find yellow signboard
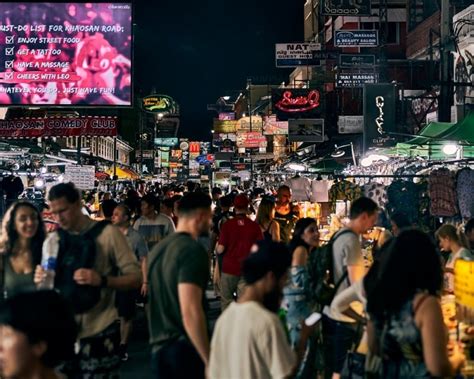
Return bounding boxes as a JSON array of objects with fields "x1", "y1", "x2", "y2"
[
  {"x1": 213, "y1": 120, "x2": 237, "y2": 133},
  {"x1": 454, "y1": 259, "x2": 474, "y2": 308}
]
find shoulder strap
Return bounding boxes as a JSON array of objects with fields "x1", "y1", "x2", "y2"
[
  {"x1": 413, "y1": 293, "x2": 431, "y2": 315},
  {"x1": 330, "y1": 228, "x2": 356, "y2": 243},
  {"x1": 85, "y1": 220, "x2": 110, "y2": 239}
]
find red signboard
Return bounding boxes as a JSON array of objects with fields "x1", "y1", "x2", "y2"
[
  {"x1": 0, "y1": 116, "x2": 118, "y2": 138},
  {"x1": 272, "y1": 88, "x2": 322, "y2": 120}
]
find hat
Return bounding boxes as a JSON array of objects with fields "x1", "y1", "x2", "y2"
[
  {"x1": 242, "y1": 241, "x2": 291, "y2": 285},
  {"x1": 233, "y1": 194, "x2": 249, "y2": 209}
]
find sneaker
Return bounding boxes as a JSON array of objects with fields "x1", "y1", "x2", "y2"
[{"x1": 119, "y1": 344, "x2": 129, "y2": 362}]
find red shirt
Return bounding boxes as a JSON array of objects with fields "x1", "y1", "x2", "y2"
[{"x1": 218, "y1": 215, "x2": 264, "y2": 276}]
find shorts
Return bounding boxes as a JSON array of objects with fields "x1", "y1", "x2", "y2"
[
  {"x1": 61, "y1": 322, "x2": 121, "y2": 379},
  {"x1": 322, "y1": 314, "x2": 358, "y2": 377},
  {"x1": 115, "y1": 289, "x2": 139, "y2": 321}
]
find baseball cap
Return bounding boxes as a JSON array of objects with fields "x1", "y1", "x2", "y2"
[
  {"x1": 242, "y1": 241, "x2": 291, "y2": 285},
  {"x1": 233, "y1": 193, "x2": 249, "y2": 209}
]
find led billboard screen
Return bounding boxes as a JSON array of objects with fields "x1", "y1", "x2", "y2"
[{"x1": 0, "y1": 2, "x2": 132, "y2": 106}]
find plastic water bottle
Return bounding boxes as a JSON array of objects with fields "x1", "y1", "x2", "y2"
[{"x1": 37, "y1": 233, "x2": 59, "y2": 290}]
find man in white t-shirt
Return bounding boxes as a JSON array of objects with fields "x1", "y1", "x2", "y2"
[{"x1": 209, "y1": 241, "x2": 296, "y2": 379}]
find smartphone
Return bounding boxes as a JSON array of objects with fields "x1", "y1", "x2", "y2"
[{"x1": 305, "y1": 312, "x2": 322, "y2": 326}]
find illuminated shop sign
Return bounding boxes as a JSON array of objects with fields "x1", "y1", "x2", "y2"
[
  {"x1": 142, "y1": 94, "x2": 178, "y2": 114},
  {"x1": 272, "y1": 89, "x2": 322, "y2": 120}
]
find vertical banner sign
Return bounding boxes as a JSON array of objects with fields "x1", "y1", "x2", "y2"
[
  {"x1": 322, "y1": 0, "x2": 371, "y2": 16},
  {"x1": 363, "y1": 84, "x2": 397, "y2": 151},
  {"x1": 179, "y1": 139, "x2": 189, "y2": 180}
]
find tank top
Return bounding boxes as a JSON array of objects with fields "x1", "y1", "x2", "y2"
[
  {"x1": 274, "y1": 207, "x2": 298, "y2": 244},
  {"x1": 2, "y1": 256, "x2": 35, "y2": 298},
  {"x1": 262, "y1": 221, "x2": 274, "y2": 242}
]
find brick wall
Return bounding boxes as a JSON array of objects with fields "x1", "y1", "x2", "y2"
[{"x1": 406, "y1": 10, "x2": 440, "y2": 58}]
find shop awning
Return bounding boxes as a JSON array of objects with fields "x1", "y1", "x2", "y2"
[
  {"x1": 106, "y1": 167, "x2": 140, "y2": 179},
  {"x1": 403, "y1": 121, "x2": 455, "y2": 146}
]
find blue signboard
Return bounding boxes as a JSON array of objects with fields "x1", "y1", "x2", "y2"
[{"x1": 334, "y1": 30, "x2": 378, "y2": 47}]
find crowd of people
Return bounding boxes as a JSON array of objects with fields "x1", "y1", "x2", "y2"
[{"x1": 0, "y1": 179, "x2": 473, "y2": 379}]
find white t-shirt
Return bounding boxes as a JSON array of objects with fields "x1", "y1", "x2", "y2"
[
  {"x1": 209, "y1": 301, "x2": 296, "y2": 379},
  {"x1": 133, "y1": 213, "x2": 176, "y2": 250}
]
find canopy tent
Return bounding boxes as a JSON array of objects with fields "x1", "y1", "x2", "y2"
[
  {"x1": 309, "y1": 159, "x2": 345, "y2": 173},
  {"x1": 105, "y1": 166, "x2": 139, "y2": 179},
  {"x1": 396, "y1": 113, "x2": 474, "y2": 159}
]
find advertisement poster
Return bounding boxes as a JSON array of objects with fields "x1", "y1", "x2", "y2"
[
  {"x1": 272, "y1": 88, "x2": 322, "y2": 121},
  {"x1": 0, "y1": 3, "x2": 132, "y2": 106},
  {"x1": 288, "y1": 119, "x2": 324, "y2": 142},
  {"x1": 322, "y1": 0, "x2": 371, "y2": 16},
  {"x1": 179, "y1": 138, "x2": 189, "y2": 179},
  {"x1": 0, "y1": 116, "x2": 117, "y2": 137},
  {"x1": 334, "y1": 30, "x2": 378, "y2": 47},
  {"x1": 363, "y1": 84, "x2": 397, "y2": 151},
  {"x1": 275, "y1": 43, "x2": 321, "y2": 67},
  {"x1": 263, "y1": 115, "x2": 288, "y2": 135}
]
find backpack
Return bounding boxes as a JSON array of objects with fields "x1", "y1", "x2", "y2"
[
  {"x1": 307, "y1": 229, "x2": 356, "y2": 307},
  {"x1": 55, "y1": 220, "x2": 110, "y2": 314}
]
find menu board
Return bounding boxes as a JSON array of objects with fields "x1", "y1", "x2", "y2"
[
  {"x1": 0, "y1": 3, "x2": 132, "y2": 106},
  {"x1": 65, "y1": 165, "x2": 95, "y2": 190}
]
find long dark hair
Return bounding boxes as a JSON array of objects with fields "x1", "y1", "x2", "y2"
[
  {"x1": 366, "y1": 229, "x2": 443, "y2": 319},
  {"x1": 0, "y1": 201, "x2": 45, "y2": 266},
  {"x1": 289, "y1": 217, "x2": 317, "y2": 254}
]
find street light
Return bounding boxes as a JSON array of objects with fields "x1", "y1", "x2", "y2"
[
  {"x1": 442, "y1": 143, "x2": 458, "y2": 155},
  {"x1": 331, "y1": 142, "x2": 357, "y2": 166}
]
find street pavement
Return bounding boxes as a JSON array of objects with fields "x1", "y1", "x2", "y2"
[{"x1": 120, "y1": 290, "x2": 221, "y2": 378}]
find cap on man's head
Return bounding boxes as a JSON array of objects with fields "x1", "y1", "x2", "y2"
[
  {"x1": 233, "y1": 194, "x2": 249, "y2": 210},
  {"x1": 242, "y1": 241, "x2": 291, "y2": 285}
]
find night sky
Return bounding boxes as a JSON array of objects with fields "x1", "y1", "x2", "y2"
[{"x1": 133, "y1": 0, "x2": 306, "y2": 140}]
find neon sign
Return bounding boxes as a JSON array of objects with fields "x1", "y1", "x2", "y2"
[
  {"x1": 274, "y1": 90, "x2": 320, "y2": 113},
  {"x1": 375, "y1": 96, "x2": 385, "y2": 135}
]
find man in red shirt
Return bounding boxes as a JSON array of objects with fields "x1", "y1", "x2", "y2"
[{"x1": 216, "y1": 194, "x2": 264, "y2": 311}]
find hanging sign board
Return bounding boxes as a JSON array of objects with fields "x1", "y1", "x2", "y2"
[
  {"x1": 0, "y1": 116, "x2": 118, "y2": 138},
  {"x1": 339, "y1": 54, "x2": 376, "y2": 68},
  {"x1": 335, "y1": 30, "x2": 378, "y2": 47},
  {"x1": 363, "y1": 83, "x2": 397, "y2": 151},
  {"x1": 142, "y1": 94, "x2": 178, "y2": 114},
  {"x1": 154, "y1": 137, "x2": 178, "y2": 147},
  {"x1": 338, "y1": 116, "x2": 364, "y2": 134},
  {"x1": 64, "y1": 165, "x2": 95, "y2": 190},
  {"x1": 236, "y1": 116, "x2": 263, "y2": 133},
  {"x1": 336, "y1": 73, "x2": 378, "y2": 88},
  {"x1": 213, "y1": 120, "x2": 237, "y2": 133},
  {"x1": 275, "y1": 43, "x2": 322, "y2": 67},
  {"x1": 321, "y1": 0, "x2": 371, "y2": 16},
  {"x1": 271, "y1": 88, "x2": 322, "y2": 121}
]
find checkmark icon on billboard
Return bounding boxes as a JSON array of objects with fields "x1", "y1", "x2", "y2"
[
  {"x1": 5, "y1": 47, "x2": 14, "y2": 55},
  {"x1": 5, "y1": 60, "x2": 13, "y2": 68},
  {"x1": 5, "y1": 36, "x2": 14, "y2": 44},
  {"x1": 5, "y1": 72, "x2": 13, "y2": 80}
]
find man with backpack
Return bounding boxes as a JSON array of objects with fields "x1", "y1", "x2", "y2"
[
  {"x1": 35, "y1": 182, "x2": 141, "y2": 378},
  {"x1": 320, "y1": 197, "x2": 378, "y2": 379}
]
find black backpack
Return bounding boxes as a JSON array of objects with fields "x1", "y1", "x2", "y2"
[
  {"x1": 308, "y1": 229, "x2": 356, "y2": 307},
  {"x1": 55, "y1": 220, "x2": 109, "y2": 314}
]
